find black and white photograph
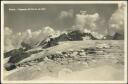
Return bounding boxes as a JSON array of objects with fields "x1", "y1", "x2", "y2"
[{"x1": 1, "y1": 1, "x2": 127, "y2": 83}]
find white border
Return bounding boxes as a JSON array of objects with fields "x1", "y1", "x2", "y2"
[
  {"x1": 1, "y1": 1, "x2": 127, "y2": 83},
  {"x1": 124, "y1": 1, "x2": 127, "y2": 83}
]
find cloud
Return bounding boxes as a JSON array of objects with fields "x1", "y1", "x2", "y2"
[
  {"x1": 109, "y1": 3, "x2": 125, "y2": 35},
  {"x1": 4, "y1": 27, "x2": 15, "y2": 52},
  {"x1": 74, "y1": 11, "x2": 107, "y2": 38},
  {"x1": 59, "y1": 9, "x2": 74, "y2": 19},
  {"x1": 4, "y1": 27, "x2": 23, "y2": 52},
  {"x1": 75, "y1": 11, "x2": 100, "y2": 31}
]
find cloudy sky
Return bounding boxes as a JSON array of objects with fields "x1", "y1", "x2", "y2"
[
  {"x1": 4, "y1": 4, "x2": 118, "y2": 32},
  {"x1": 4, "y1": 3, "x2": 125, "y2": 52}
]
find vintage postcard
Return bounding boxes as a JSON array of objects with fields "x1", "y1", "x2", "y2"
[{"x1": 1, "y1": 1, "x2": 127, "y2": 83}]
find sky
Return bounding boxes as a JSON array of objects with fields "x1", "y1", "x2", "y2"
[
  {"x1": 4, "y1": 3, "x2": 125, "y2": 52},
  {"x1": 4, "y1": 4, "x2": 118, "y2": 32}
]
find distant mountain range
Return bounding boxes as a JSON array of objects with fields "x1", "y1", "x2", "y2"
[{"x1": 37, "y1": 30, "x2": 124, "y2": 49}]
